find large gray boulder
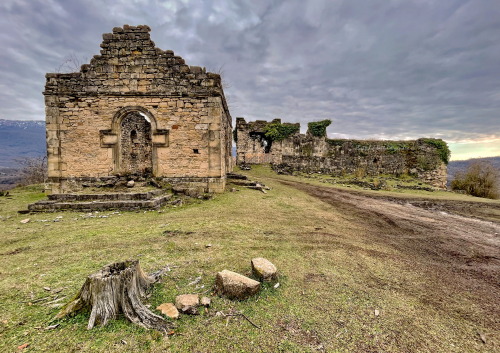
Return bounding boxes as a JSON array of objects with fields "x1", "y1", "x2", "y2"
[
  {"x1": 215, "y1": 270, "x2": 260, "y2": 300},
  {"x1": 251, "y1": 258, "x2": 278, "y2": 282}
]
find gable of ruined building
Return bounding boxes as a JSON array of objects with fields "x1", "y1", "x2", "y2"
[{"x1": 44, "y1": 25, "x2": 223, "y2": 97}]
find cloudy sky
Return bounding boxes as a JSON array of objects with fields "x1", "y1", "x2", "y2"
[{"x1": 1, "y1": 0, "x2": 499, "y2": 160}]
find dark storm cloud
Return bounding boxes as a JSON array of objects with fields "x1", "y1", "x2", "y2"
[{"x1": 1, "y1": 0, "x2": 499, "y2": 149}]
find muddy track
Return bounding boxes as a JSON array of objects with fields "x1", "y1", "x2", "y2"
[{"x1": 280, "y1": 179, "x2": 500, "y2": 329}]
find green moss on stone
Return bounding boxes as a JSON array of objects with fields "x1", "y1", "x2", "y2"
[
  {"x1": 307, "y1": 120, "x2": 332, "y2": 137},
  {"x1": 420, "y1": 138, "x2": 450, "y2": 164}
]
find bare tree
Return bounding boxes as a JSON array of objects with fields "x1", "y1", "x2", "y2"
[
  {"x1": 451, "y1": 161, "x2": 499, "y2": 199},
  {"x1": 55, "y1": 53, "x2": 87, "y2": 73},
  {"x1": 209, "y1": 65, "x2": 237, "y2": 110},
  {"x1": 16, "y1": 156, "x2": 47, "y2": 185}
]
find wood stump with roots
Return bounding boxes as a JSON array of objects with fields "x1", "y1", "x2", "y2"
[{"x1": 55, "y1": 260, "x2": 172, "y2": 332}]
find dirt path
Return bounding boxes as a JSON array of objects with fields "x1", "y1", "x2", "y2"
[{"x1": 281, "y1": 180, "x2": 500, "y2": 331}]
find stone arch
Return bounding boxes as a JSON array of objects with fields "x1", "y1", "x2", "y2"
[{"x1": 110, "y1": 106, "x2": 160, "y2": 176}]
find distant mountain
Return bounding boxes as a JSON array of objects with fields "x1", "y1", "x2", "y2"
[{"x1": 0, "y1": 119, "x2": 46, "y2": 168}]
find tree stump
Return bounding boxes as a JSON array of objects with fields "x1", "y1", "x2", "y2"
[{"x1": 55, "y1": 260, "x2": 172, "y2": 332}]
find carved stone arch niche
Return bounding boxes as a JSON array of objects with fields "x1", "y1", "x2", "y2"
[{"x1": 100, "y1": 106, "x2": 168, "y2": 176}]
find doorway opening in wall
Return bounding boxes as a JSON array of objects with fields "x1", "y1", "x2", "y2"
[
  {"x1": 119, "y1": 111, "x2": 153, "y2": 176},
  {"x1": 249, "y1": 131, "x2": 273, "y2": 153}
]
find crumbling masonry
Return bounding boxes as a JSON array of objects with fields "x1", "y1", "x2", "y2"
[
  {"x1": 236, "y1": 118, "x2": 448, "y2": 188},
  {"x1": 44, "y1": 25, "x2": 232, "y2": 193}
]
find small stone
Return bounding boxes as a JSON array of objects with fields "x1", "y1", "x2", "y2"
[
  {"x1": 20, "y1": 219, "x2": 30, "y2": 224},
  {"x1": 200, "y1": 296, "x2": 211, "y2": 307},
  {"x1": 156, "y1": 303, "x2": 179, "y2": 319},
  {"x1": 126, "y1": 180, "x2": 135, "y2": 188},
  {"x1": 374, "y1": 309, "x2": 380, "y2": 317},
  {"x1": 17, "y1": 343, "x2": 29, "y2": 350},
  {"x1": 205, "y1": 244, "x2": 212, "y2": 248},
  {"x1": 274, "y1": 282, "x2": 280, "y2": 289},
  {"x1": 175, "y1": 294, "x2": 199, "y2": 315},
  {"x1": 215, "y1": 270, "x2": 260, "y2": 300},
  {"x1": 251, "y1": 258, "x2": 278, "y2": 282}
]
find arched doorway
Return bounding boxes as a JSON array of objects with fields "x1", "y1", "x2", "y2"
[{"x1": 119, "y1": 111, "x2": 153, "y2": 175}]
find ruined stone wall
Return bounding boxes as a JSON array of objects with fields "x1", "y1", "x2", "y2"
[
  {"x1": 235, "y1": 118, "x2": 294, "y2": 165},
  {"x1": 236, "y1": 118, "x2": 448, "y2": 188},
  {"x1": 45, "y1": 25, "x2": 232, "y2": 193}
]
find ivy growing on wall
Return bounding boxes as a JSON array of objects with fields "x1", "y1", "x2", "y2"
[
  {"x1": 421, "y1": 138, "x2": 451, "y2": 164},
  {"x1": 326, "y1": 139, "x2": 346, "y2": 147},
  {"x1": 383, "y1": 141, "x2": 413, "y2": 154},
  {"x1": 263, "y1": 122, "x2": 300, "y2": 141},
  {"x1": 307, "y1": 120, "x2": 332, "y2": 137},
  {"x1": 233, "y1": 128, "x2": 238, "y2": 142}
]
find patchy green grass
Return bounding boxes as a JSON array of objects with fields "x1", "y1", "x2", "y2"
[{"x1": 0, "y1": 173, "x2": 497, "y2": 352}]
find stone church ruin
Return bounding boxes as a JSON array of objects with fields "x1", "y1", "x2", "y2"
[
  {"x1": 31, "y1": 24, "x2": 449, "y2": 212},
  {"x1": 235, "y1": 118, "x2": 449, "y2": 188},
  {"x1": 44, "y1": 25, "x2": 232, "y2": 195}
]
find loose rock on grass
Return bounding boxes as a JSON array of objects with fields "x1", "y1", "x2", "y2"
[
  {"x1": 215, "y1": 270, "x2": 260, "y2": 300},
  {"x1": 175, "y1": 294, "x2": 199, "y2": 315},
  {"x1": 251, "y1": 257, "x2": 278, "y2": 282},
  {"x1": 156, "y1": 303, "x2": 179, "y2": 319}
]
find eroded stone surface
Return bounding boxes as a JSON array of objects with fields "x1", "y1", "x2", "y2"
[
  {"x1": 215, "y1": 270, "x2": 260, "y2": 300},
  {"x1": 200, "y1": 296, "x2": 211, "y2": 307},
  {"x1": 251, "y1": 258, "x2": 278, "y2": 282},
  {"x1": 175, "y1": 294, "x2": 199, "y2": 315},
  {"x1": 156, "y1": 303, "x2": 179, "y2": 319}
]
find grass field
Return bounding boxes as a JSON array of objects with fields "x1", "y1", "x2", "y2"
[{"x1": 1, "y1": 166, "x2": 498, "y2": 352}]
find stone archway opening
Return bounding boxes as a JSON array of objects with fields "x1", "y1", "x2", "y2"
[{"x1": 119, "y1": 111, "x2": 153, "y2": 176}]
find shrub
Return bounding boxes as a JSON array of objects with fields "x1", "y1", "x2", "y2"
[
  {"x1": 421, "y1": 138, "x2": 451, "y2": 164},
  {"x1": 17, "y1": 156, "x2": 48, "y2": 185},
  {"x1": 326, "y1": 139, "x2": 345, "y2": 147},
  {"x1": 451, "y1": 161, "x2": 499, "y2": 199},
  {"x1": 307, "y1": 120, "x2": 332, "y2": 137},
  {"x1": 263, "y1": 122, "x2": 299, "y2": 141},
  {"x1": 354, "y1": 167, "x2": 366, "y2": 178}
]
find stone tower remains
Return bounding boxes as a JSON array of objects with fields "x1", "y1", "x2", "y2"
[{"x1": 44, "y1": 25, "x2": 232, "y2": 194}]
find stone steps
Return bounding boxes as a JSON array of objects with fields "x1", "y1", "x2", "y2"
[
  {"x1": 28, "y1": 191, "x2": 171, "y2": 212},
  {"x1": 48, "y1": 189, "x2": 164, "y2": 201}
]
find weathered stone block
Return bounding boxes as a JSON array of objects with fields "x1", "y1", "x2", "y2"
[
  {"x1": 251, "y1": 258, "x2": 278, "y2": 282},
  {"x1": 215, "y1": 270, "x2": 260, "y2": 300},
  {"x1": 175, "y1": 294, "x2": 199, "y2": 315}
]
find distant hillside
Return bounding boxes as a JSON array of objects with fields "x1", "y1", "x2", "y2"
[
  {"x1": 447, "y1": 156, "x2": 500, "y2": 185},
  {"x1": 0, "y1": 119, "x2": 46, "y2": 168}
]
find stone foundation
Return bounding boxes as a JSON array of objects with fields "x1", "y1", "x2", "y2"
[
  {"x1": 28, "y1": 190, "x2": 171, "y2": 212},
  {"x1": 47, "y1": 175, "x2": 225, "y2": 194}
]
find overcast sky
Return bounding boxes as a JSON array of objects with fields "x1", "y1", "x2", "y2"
[{"x1": 1, "y1": 0, "x2": 499, "y2": 160}]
